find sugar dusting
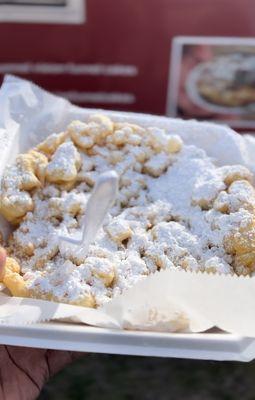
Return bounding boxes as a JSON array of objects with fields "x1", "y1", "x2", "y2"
[
  {"x1": 2, "y1": 118, "x2": 255, "y2": 307},
  {"x1": 147, "y1": 145, "x2": 253, "y2": 268}
]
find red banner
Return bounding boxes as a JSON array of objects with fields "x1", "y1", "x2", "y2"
[{"x1": 0, "y1": 0, "x2": 254, "y2": 116}]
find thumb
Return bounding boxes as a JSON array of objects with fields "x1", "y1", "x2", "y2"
[{"x1": 0, "y1": 247, "x2": 6, "y2": 280}]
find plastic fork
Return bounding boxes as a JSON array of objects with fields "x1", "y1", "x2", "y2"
[{"x1": 59, "y1": 170, "x2": 119, "y2": 256}]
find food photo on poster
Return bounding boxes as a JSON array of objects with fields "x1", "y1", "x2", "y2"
[{"x1": 168, "y1": 36, "x2": 255, "y2": 130}]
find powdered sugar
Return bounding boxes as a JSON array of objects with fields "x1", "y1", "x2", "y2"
[
  {"x1": 3, "y1": 116, "x2": 255, "y2": 307},
  {"x1": 46, "y1": 141, "x2": 81, "y2": 182},
  {"x1": 147, "y1": 145, "x2": 254, "y2": 270}
]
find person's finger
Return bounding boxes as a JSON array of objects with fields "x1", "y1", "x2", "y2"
[{"x1": 0, "y1": 247, "x2": 6, "y2": 280}]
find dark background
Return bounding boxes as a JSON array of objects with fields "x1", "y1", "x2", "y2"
[{"x1": 39, "y1": 354, "x2": 255, "y2": 400}]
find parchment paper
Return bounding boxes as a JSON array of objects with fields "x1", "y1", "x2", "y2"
[{"x1": 1, "y1": 75, "x2": 255, "y2": 336}]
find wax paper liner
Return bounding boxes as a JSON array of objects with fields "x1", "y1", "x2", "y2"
[{"x1": 0, "y1": 74, "x2": 255, "y2": 336}]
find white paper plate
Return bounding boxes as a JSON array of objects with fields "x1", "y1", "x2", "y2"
[
  {"x1": 0, "y1": 322, "x2": 254, "y2": 362},
  {"x1": 1, "y1": 76, "x2": 255, "y2": 362}
]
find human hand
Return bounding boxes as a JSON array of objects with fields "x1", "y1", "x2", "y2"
[{"x1": 0, "y1": 247, "x2": 81, "y2": 400}]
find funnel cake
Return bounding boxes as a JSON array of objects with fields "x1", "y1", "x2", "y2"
[
  {"x1": 196, "y1": 54, "x2": 255, "y2": 108},
  {"x1": 0, "y1": 114, "x2": 255, "y2": 307}
]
